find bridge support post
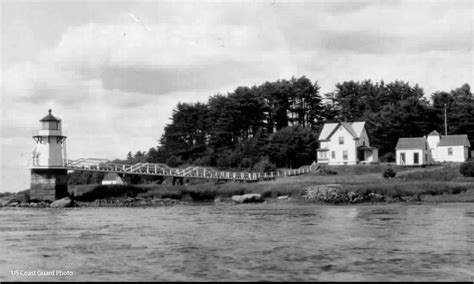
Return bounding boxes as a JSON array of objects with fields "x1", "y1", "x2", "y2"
[
  {"x1": 172, "y1": 177, "x2": 184, "y2": 186},
  {"x1": 30, "y1": 169, "x2": 68, "y2": 202},
  {"x1": 155, "y1": 176, "x2": 164, "y2": 184}
]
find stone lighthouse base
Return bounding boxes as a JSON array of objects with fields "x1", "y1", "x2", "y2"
[{"x1": 30, "y1": 169, "x2": 68, "y2": 202}]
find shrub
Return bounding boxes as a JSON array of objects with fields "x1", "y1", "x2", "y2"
[
  {"x1": 383, "y1": 168, "x2": 396, "y2": 178},
  {"x1": 460, "y1": 161, "x2": 474, "y2": 177},
  {"x1": 449, "y1": 186, "x2": 463, "y2": 195},
  {"x1": 166, "y1": 155, "x2": 184, "y2": 167},
  {"x1": 319, "y1": 167, "x2": 337, "y2": 175},
  {"x1": 74, "y1": 185, "x2": 146, "y2": 202},
  {"x1": 182, "y1": 185, "x2": 218, "y2": 201},
  {"x1": 253, "y1": 157, "x2": 276, "y2": 173}
]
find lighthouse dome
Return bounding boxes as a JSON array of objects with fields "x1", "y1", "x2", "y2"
[{"x1": 40, "y1": 109, "x2": 61, "y2": 130}]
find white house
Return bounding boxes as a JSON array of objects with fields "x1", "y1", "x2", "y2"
[
  {"x1": 396, "y1": 131, "x2": 470, "y2": 166},
  {"x1": 427, "y1": 132, "x2": 470, "y2": 162},
  {"x1": 317, "y1": 121, "x2": 378, "y2": 165},
  {"x1": 395, "y1": 137, "x2": 431, "y2": 166},
  {"x1": 102, "y1": 173, "x2": 125, "y2": 185}
]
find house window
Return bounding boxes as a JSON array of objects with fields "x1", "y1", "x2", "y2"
[
  {"x1": 343, "y1": 151, "x2": 348, "y2": 160},
  {"x1": 319, "y1": 151, "x2": 328, "y2": 159},
  {"x1": 339, "y1": 137, "x2": 344, "y2": 145},
  {"x1": 331, "y1": 151, "x2": 335, "y2": 159},
  {"x1": 414, "y1": 152, "x2": 419, "y2": 164},
  {"x1": 448, "y1": 147, "x2": 453, "y2": 156}
]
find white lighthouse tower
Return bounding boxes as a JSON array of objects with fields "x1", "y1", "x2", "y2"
[
  {"x1": 30, "y1": 109, "x2": 68, "y2": 201},
  {"x1": 31, "y1": 109, "x2": 67, "y2": 167}
]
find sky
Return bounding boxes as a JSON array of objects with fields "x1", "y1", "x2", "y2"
[{"x1": 1, "y1": 0, "x2": 473, "y2": 193}]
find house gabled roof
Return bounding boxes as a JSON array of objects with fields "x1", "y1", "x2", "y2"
[
  {"x1": 428, "y1": 130, "x2": 440, "y2": 136},
  {"x1": 438, "y1": 135, "x2": 471, "y2": 147},
  {"x1": 340, "y1": 122, "x2": 358, "y2": 138},
  {"x1": 318, "y1": 121, "x2": 366, "y2": 141},
  {"x1": 395, "y1": 137, "x2": 427, "y2": 150}
]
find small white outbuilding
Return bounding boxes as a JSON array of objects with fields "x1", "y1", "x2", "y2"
[
  {"x1": 395, "y1": 137, "x2": 430, "y2": 166},
  {"x1": 396, "y1": 131, "x2": 471, "y2": 166},
  {"x1": 101, "y1": 173, "x2": 125, "y2": 185}
]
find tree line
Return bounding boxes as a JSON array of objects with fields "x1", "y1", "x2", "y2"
[
  {"x1": 132, "y1": 76, "x2": 473, "y2": 168},
  {"x1": 69, "y1": 76, "x2": 473, "y2": 184}
]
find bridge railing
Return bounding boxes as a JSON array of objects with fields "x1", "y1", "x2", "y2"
[{"x1": 65, "y1": 158, "x2": 316, "y2": 181}]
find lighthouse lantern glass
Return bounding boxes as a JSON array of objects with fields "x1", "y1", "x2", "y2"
[{"x1": 42, "y1": 121, "x2": 60, "y2": 130}]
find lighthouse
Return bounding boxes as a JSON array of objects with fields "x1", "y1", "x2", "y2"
[{"x1": 29, "y1": 109, "x2": 68, "y2": 201}]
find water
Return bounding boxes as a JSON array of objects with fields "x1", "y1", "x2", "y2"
[{"x1": 1, "y1": 203, "x2": 473, "y2": 281}]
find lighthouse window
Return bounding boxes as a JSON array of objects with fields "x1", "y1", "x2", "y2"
[{"x1": 42, "y1": 121, "x2": 59, "y2": 130}]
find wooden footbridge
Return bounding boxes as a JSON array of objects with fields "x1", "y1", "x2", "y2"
[{"x1": 62, "y1": 158, "x2": 320, "y2": 183}]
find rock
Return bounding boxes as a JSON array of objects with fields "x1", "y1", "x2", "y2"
[
  {"x1": 214, "y1": 198, "x2": 222, "y2": 203},
  {"x1": 232, "y1": 194, "x2": 264, "y2": 204},
  {"x1": 0, "y1": 196, "x2": 15, "y2": 207},
  {"x1": 277, "y1": 196, "x2": 289, "y2": 200},
  {"x1": 302, "y1": 184, "x2": 345, "y2": 203},
  {"x1": 347, "y1": 191, "x2": 358, "y2": 202},
  {"x1": 8, "y1": 202, "x2": 19, "y2": 207},
  {"x1": 369, "y1": 193, "x2": 385, "y2": 202},
  {"x1": 50, "y1": 197, "x2": 72, "y2": 208}
]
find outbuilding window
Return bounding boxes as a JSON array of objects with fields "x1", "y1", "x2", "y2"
[{"x1": 448, "y1": 147, "x2": 453, "y2": 156}]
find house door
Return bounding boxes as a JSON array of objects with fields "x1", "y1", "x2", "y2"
[
  {"x1": 400, "y1": 153, "x2": 405, "y2": 165},
  {"x1": 357, "y1": 149, "x2": 364, "y2": 162},
  {"x1": 413, "y1": 152, "x2": 419, "y2": 164}
]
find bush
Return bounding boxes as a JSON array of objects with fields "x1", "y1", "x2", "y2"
[
  {"x1": 182, "y1": 185, "x2": 218, "y2": 201},
  {"x1": 460, "y1": 161, "x2": 474, "y2": 177},
  {"x1": 319, "y1": 167, "x2": 337, "y2": 175},
  {"x1": 74, "y1": 185, "x2": 146, "y2": 202},
  {"x1": 383, "y1": 168, "x2": 396, "y2": 178},
  {"x1": 252, "y1": 157, "x2": 276, "y2": 172},
  {"x1": 166, "y1": 155, "x2": 184, "y2": 167}
]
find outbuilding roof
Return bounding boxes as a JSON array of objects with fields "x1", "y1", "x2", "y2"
[
  {"x1": 438, "y1": 135, "x2": 471, "y2": 147},
  {"x1": 103, "y1": 173, "x2": 122, "y2": 181},
  {"x1": 40, "y1": 109, "x2": 61, "y2": 122},
  {"x1": 428, "y1": 130, "x2": 440, "y2": 136},
  {"x1": 395, "y1": 137, "x2": 427, "y2": 150}
]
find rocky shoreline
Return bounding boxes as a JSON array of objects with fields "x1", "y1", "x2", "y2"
[
  {"x1": 0, "y1": 196, "x2": 186, "y2": 208},
  {"x1": 0, "y1": 187, "x2": 426, "y2": 209},
  {"x1": 300, "y1": 184, "x2": 422, "y2": 204}
]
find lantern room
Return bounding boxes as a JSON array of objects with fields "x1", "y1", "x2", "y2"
[{"x1": 40, "y1": 109, "x2": 62, "y2": 130}]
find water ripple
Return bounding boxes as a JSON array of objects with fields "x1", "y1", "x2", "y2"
[{"x1": 1, "y1": 203, "x2": 473, "y2": 281}]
